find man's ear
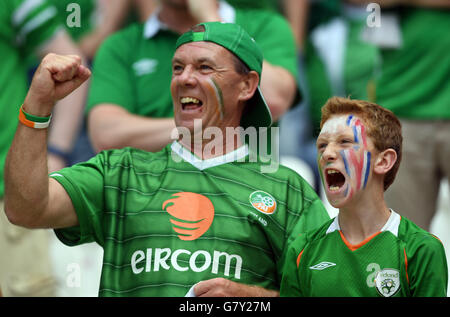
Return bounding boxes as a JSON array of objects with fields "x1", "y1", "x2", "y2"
[
  {"x1": 238, "y1": 71, "x2": 259, "y2": 102},
  {"x1": 373, "y1": 148, "x2": 397, "y2": 176}
]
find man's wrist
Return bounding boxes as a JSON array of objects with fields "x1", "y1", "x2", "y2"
[
  {"x1": 22, "y1": 100, "x2": 53, "y2": 117},
  {"x1": 19, "y1": 105, "x2": 52, "y2": 129}
]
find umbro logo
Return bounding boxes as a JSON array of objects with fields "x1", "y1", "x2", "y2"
[{"x1": 309, "y1": 262, "x2": 336, "y2": 270}]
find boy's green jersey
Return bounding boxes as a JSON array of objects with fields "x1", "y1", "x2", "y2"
[
  {"x1": 281, "y1": 211, "x2": 448, "y2": 297},
  {"x1": 50, "y1": 142, "x2": 329, "y2": 296}
]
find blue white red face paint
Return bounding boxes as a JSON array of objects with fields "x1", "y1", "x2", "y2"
[{"x1": 318, "y1": 114, "x2": 372, "y2": 207}]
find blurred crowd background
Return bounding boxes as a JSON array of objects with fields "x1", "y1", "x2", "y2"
[{"x1": 0, "y1": 0, "x2": 449, "y2": 297}]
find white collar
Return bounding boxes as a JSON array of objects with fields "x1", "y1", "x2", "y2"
[
  {"x1": 326, "y1": 209, "x2": 401, "y2": 237},
  {"x1": 144, "y1": 0, "x2": 236, "y2": 39},
  {"x1": 170, "y1": 141, "x2": 248, "y2": 170}
]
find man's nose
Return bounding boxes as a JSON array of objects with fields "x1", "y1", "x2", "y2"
[{"x1": 177, "y1": 66, "x2": 197, "y2": 86}]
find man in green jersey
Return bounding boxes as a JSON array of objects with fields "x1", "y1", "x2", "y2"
[
  {"x1": 280, "y1": 97, "x2": 448, "y2": 297},
  {"x1": 4, "y1": 22, "x2": 329, "y2": 297},
  {"x1": 86, "y1": 0, "x2": 299, "y2": 153}
]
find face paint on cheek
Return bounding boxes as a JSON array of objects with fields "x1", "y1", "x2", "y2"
[
  {"x1": 339, "y1": 149, "x2": 354, "y2": 200},
  {"x1": 342, "y1": 147, "x2": 372, "y2": 192},
  {"x1": 206, "y1": 77, "x2": 225, "y2": 120},
  {"x1": 346, "y1": 115, "x2": 372, "y2": 189},
  {"x1": 317, "y1": 153, "x2": 325, "y2": 187}
]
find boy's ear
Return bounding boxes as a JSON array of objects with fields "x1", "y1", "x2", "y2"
[{"x1": 373, "y1": 149, "x2": 397, "y2": 176}]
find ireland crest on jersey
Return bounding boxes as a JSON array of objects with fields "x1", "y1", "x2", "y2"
[
  {"x1": 375, "y1": 268, "x2": 400, "y2": 297},
  {"x1": 249, "y1": 191, "x2": 277, "y2": 215}
]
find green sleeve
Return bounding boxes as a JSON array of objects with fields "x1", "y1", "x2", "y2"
[
  {"x1": 280, "y1": 235, "x2": 307, "y2": 297},
  {"x1": 86, "y1": 26, "x2": 138, "y2": 112},
  {"x1": 10, "y1": 0, "x2": 62, "y2": 57},
  {"x1": 406, "y1": 234, "x2": 448, "y2": 297},
  {"x1": 50, "y1": 152, "x2": 108, "y2": 247}
]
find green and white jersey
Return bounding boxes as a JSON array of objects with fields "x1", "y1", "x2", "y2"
[
  {"x1": 0, "y1": 0, "x2": 61, "y2": 197},
  {"x1": 280, "y1": 211, "x2": 448, "y2": 297},
  {"x1": 50, "y1": 142, "x2": 329, "y2": 296}
]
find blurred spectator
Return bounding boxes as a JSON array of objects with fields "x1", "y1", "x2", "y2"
[
  {"x1": 0, "y1": 0, "x2": 89, "y2": 296},
  {"x1": 49, "y1": 0, "x2": 132, "y2": 61},
  {"x1": 42, "y1": 0, "x2": 132, "y2": 166},
  {"x1": 282, "y1": 0, "x2": 450, "y2": 229},
  {"x1": 280, "y1": 0, "x2": 342, "y2": 193},
  {"x1": 367, "y1": 1, "x2": 449, "y2": 230},
  {"x1": 226, "y1": 0, "x2": 280, "y2": 11},
  {"x1": 86, "y1": 0, "x2": 299, "y2": 155},
  {"x1": 133, "y1": 0, "x2": 158, "y2": 22}
]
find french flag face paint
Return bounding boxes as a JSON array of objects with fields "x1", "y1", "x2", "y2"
[{"x1": 318, "y1": 114, "x2": 373, "y2": 207}]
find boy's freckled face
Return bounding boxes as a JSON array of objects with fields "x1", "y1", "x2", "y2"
[{"x1": 317, "y1": 115, "x2": 374, "y2": 208}]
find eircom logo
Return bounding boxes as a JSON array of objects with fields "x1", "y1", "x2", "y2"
[
  {"x1": 130, "y1": 248, "x2": 242, "y2": 279},
  {"x1": 163, "y1": 192, "x2": 215, "y2": 240}
]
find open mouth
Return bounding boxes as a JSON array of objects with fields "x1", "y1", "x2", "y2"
[
  {"x1": 181, "y1": 97, "x2": 203, "y2": 111},
  {"x1": 325, "y1": 169, "x2": 346, "y2": 192}
]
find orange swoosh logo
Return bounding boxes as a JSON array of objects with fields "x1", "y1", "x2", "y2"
[{"x1": 162, "y1": 192, "x2": 215, "y2": 241}]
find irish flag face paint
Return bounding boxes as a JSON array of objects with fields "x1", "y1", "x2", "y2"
[
  {"x1": 205, "y1": 77, "x2": 225, "y2": 121},
  {"x1": 318, "y1": 114, "x2": 373, "y2": 207}
]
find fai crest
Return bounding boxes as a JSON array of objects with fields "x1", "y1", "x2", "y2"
[
  {"x1": 375, "y1": 268, "x2": 400, "y2": 297},
  {"x1": 249, "y1": 191, "x2": 277, "y2": 215}
]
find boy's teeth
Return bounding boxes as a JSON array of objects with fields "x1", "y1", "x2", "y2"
[
  {"x1": 329, "y1": 185, "x2": 340, "y2": 191},
  {"x1": 327, "y1": 170, "x2": 338, "y2": 174},
  {"x1": 181, "y1": 97, "x2": 200, "y2": 104}
]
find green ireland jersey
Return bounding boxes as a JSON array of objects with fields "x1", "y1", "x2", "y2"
[
  {"x1": 280, "y1": 211, "x2": 448, "y2": 297},
  {"x1": 86, "y1": 1, "x2": 298, "y2": 117},
  {"x1": 50, "y1": 142, "x2": 329, "y2": 296},
  {"x1": 0, "y1": 0, "x2": 61, "y2": 197}
]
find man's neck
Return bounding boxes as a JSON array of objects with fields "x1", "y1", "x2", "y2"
[{"x1": 178, "y1": 133, "x2": 244, "y2": 160}]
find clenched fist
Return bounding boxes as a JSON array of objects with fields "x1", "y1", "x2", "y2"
[{"x1": 24, "y1": 53, "x2": 91, "y2": 115}]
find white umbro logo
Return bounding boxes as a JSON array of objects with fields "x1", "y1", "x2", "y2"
[{"x1": 309, "y1": 262, "x2": 336, "y2": 270}]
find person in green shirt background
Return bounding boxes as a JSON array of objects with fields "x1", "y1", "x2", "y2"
[{"x1": 0, "y1": 0, "x2": 89, "y2": 296}]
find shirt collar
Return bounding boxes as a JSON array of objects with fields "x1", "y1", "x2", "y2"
[
  {"x1": 326, "y1": 209, "x2": 401, "y2": 237},
  {"x1": 170, "y1": 141, "x2": 248, "y2": 170},
  {"x1": 143, "y1": 0, "x2": 236, "y2": 39}
]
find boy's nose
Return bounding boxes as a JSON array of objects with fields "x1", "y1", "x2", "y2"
[{"x1": 322, "y1": 144, "x2": 339, "y2": 162}]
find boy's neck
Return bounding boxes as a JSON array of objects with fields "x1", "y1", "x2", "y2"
[{"x1": 337, "y1": 186, "x2": 391, "y2": 246}]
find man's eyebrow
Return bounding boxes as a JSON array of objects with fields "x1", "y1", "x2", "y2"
[
  {"x1": 196, "y1": 57, "x2": 216, "y2": 65},
  {"x1": 172, "y1": 57, "x2": 183, "y2": 65},
  {"x1": 172, "y1": 57, "x2": 217, "y2": 65}
]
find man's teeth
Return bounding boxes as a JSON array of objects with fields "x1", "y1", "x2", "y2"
[
  {"x1": 181, "y1": 97, "x2": 200, "y2": 104},
  {"x1": 329, "y1": 185, "x2": 340, "y2": 191},
  {"x1": 327, "y1": 170, "x2": 339, "y2": 174}
]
